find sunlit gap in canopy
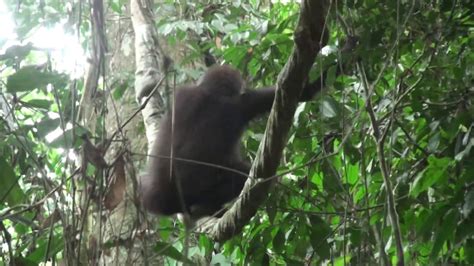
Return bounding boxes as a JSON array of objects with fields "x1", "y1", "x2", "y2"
[
  {"x1": 0, "y1": 0, "x2": 86, "y2": 78},
  {"x1": 0, "y1": 0, "x2": 15, "y2": 41},
  {"x1": 1, "y1": 0, "x2": 85, "y2": 162}
]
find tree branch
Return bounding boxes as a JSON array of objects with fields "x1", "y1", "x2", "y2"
[
  {"x1": 357, "y1": 61, "x2": 405, "y2": 266},
  {"x1": 202, "y1": 0, "x2": 329, "y2": 242}
]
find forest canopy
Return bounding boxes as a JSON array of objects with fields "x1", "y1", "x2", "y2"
[{"x1": 0, "y1": 0, "x2": 473, "y2": 265}]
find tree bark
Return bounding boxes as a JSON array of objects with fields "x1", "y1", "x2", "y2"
[{"x1": 131, "y1": 0, "x2": 169, "y2": 152}]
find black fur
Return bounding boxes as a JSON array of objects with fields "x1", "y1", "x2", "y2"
[{"x1": 141, "y1": 65, "x2": 323, "y2": 218}]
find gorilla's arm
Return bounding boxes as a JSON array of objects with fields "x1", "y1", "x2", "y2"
[
  {"x1": 237, "y1": 36, "x2": 358, "y2": 123},
  {"x1": 240, "y1": 87, "x2": 275, "y2": 122},
  {"x1": 239, "y1": 74, "x2": 327, "y2": 122}
]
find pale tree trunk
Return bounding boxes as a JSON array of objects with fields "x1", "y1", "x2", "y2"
[
  {"x1": 99, "y1": 0, "x2": 331, "y2": 264},
  {"x1": 94, "y1": 0, "x2": 170, "y2": 264}
]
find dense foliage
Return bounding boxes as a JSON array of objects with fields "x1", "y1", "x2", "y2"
[{"x1": 0, "y1": 0, "x2": 473, "y2": 265}]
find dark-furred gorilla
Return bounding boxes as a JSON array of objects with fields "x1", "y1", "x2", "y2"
[{"x1": 140, "y1": 65, "x2": 324, "y2": 219}]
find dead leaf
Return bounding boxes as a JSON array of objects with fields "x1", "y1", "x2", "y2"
[
  {"x1": 103, "y1": 155, "x2": 126, "y2": 210},
  {"x1": 81, "y1": 134, "x2": 108, "y2": 169},
  {"x1": 40, "y1": 209, "x2": 60, "y2": 229},
  {"x1": 215, "y1": 36, "x2": 222, "y2": 49}
]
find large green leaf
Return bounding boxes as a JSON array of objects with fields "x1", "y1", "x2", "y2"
[
  {"x1": 22, "y1": 99, "x2": 53, "y2": 110},
  {"x1": 0, "y1": 42, "x2": 33, "y2": 62},
  {"x1": 308, "y1": 215, "x2": 331, "y2": 260},
  {"x1": 155, "y1": 241, "x2": 193, "y2": 264},
  {"x1": 410, "y1": 156, "x2": 452, "y2": 197},
  {"x1": 6, "y1": 66, "x2": 67, "y2": 93},
  {"x1": 25, "y1": 235, "x2": 64, "y2": 263},
  {"x1": 0, "y1": 157, "x2": 25, "y2": 206},
  {"x1": 430, "y1": 210, "x2": 459, "y2": 260}
]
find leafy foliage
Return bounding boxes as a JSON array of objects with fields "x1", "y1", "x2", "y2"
[{"x1": 0, "y1": 0, "x2": 473, "y2": 265}]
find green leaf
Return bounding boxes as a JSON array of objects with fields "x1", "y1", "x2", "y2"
[
  {"x1": 211, "y1": 17, "x2": 226, "y2": 32},
  {"x1": 308, "y1": 215, "x2": 331, "y2": 260},
  {"x1": 455, "y1": 138, "x2": 474, "y2": 161},
  {"x1": 454, "y1": 217, "x2": 474, "y2": 244},
  {"x1": 198, "y1": 234, "x2": 213, "y2": 255},
  {"x1": 0, "y1": 43, "x2": 33, "y2": 61},
  {"x1": 25, "y1": 235, "x2": 64, "y2": 263},
  {"x1": 8, "y1": 257, "x2": 36, "y2": 266},
  {"x1": 430, "y1": 210, "x2": 458, "y2": 260},
  {"x1": 155, "y1": 241, "x2": 192, "y2": 264},
  {"x1": 222, "y1": 46, "x2": 248, "y2": 66},
  {"x1": 266, "y1": 202, "x2": 277, "y2": 224},
  {"x1": 112, "y1": 81, "x2": 128, "y2": 100},
  {"x1": 463, "y1": 189, "x2": 474, "y2": 218},
  {"x1": 346, "y1": 163, "x2": 359, "y2": 185},
  {"x1": 333, "y1": 255, "x2": 351, "y2": 266},
  {"x1": 6, "y1": 66, "x2": 67, "y2": 93},
  {"x1": 210, "y1": 254, "x2": 231, "y2": 265},
  {"x1": 410, "y1": 156, "x2": 451, "y2": 197},
  {"x1": 427, "y1": 132, "x2": 440, "y2": 152},
  {"x1": 320, "y1": 96, "x2": 339, "y2": 119},
  {"x1": 109, "y1": 0, "x2": 122, "y2": 14},
  {"x1": 349, "y1": 227, "x2": 362, "y2": 246},
  {"x1": 0, "y1": 157, "x2": 25, "y2": 206},
  {"x1": 22, "y1": 99, "x2": 53, "y2": 110},
  {"x1": 466, "y1": 239, "x2": 474, "y2": 263},
  {"x1": 325, "y1": 65, "x2": 337, "y2": 88},
  {"x1": 272, "y1": 228, "x2": 285, "y2": 253}
]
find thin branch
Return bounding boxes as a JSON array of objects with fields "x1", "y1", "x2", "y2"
[{"x1": 358, "y1": 60, "x2": 405, "y2": 265}]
